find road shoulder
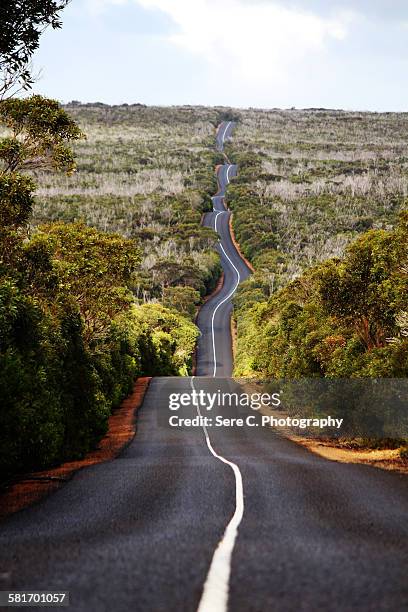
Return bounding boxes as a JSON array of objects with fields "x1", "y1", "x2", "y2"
[
  {"x1": 0, "y1": 377, "x2": 151, "y2": 521},
  {"x1": 291, "y1": 436, "x2": 408, "y2": 474},
  {"x1": 255, "y1": 397, "x2": 408, "y2": 475}
]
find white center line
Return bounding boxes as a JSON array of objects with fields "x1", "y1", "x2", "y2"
[
  {"x1": 210, "y1": 241, "x2": 240, "y2": 378},
  {"x1": 226, "y1": 164, "x2": 232, "y2": 184},
  {"x1": 214, "y1": 211, "x2": 223, "y2": 232},
  {"x1": 191, "y1": 376, "x2": 244, "y2": 612},
  {"x1": 195, "y1": 124, "x2": 244, "y2": 612},
  {"x1": 221, "y1": 121, "x2": 232, "y2": 146}
]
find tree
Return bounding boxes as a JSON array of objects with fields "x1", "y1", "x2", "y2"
[
  {"x1": 0, "y1": 0, "x2": 69, "y2": 97},
  {"x1": 0, "y1": 95, "x2": 84, "y2": 175},
  {"x1": 0, "y1": 0, "x2": 166, "y2": 481},
  {"x1": 29, "y1": 222, "x2": 141, "y2": 343},
  {"x1": 0, "y1": 96, "x2": 84, "y2": 274},
  {"x1": 162, "y1": 286, "x2": 201, "y2": 320}
]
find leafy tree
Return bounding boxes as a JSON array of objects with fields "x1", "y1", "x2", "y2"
[
  {"x1": 0, "y1": 95, "x2": 84, "y2": 175},
  {"x1": 29, "y1": 222, "x2": 140, "y2": 343},
  {"x1": 162, "y1": 286, "x2": 201, "y2": 320},
  {"x1": 129, "y1": 303, "x2": 199, "y2": 376},
  {"x1": 234, "y1": 212, "x2": 408, "y2": 380},
  {"x1": 0, "y1": 96, "x2": 84, "y2": 278},
  {"x1": 0, "y1": 1, "x2": 200, "y2": 481},
  {"x1": 0, "y1": 0, "x2": 69, "y2": 97},
  {"x1": 0, "y1": 172, "x2": 36, "y2": 272}
]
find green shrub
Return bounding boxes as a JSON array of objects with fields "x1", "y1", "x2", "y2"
[{"x1": 234, "y1": 212, "x2": 408, "y2": 379}]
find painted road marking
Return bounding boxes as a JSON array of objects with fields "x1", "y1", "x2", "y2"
[
  {"x1": 191, "y1": 376, "x2": 244, "y2": 612},
  {"x1": 226, "y1": 165, "x2": 232, "y2": 184},
  {"x1": 210, "y1": 241, "x2": 240, "y2": 378},
  {"x1": 214, "y1": 211, "x2": 223, "y2": 232},
  {"x1": 196, "y1": 123, "x2": 244, "y2": 612},
  {"x1": 221, "y1": 121, "x2": 232, "y2": 146}
]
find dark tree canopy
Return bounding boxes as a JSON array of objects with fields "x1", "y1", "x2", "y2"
[{"x1": 0, "y1": 1, "x2": 69, "y2": 91}]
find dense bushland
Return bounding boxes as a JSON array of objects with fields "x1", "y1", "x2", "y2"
[
  {"x1": 234, "y1": 213, "x2": 408, "y2": 378},
  {"x1": 226, "y1": 110, "x2": 408, "y2": 382},
  {"x1": 0, "y1": 7, "x2": 227, "y2": 482},
  {"x1": 0, "y1": 97, "x2": 200, "y2": 482},
  {"x1": 30, "y1": 104, "x2": 228, "y2": 307}
]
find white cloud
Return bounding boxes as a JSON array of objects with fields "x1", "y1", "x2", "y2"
[
  {"x1": 83, "y1": 0, "x2": 129, "y2": 16},
  {"x1": 32, "y1": 0, "x2": 408, "y2": 109},
  {"x1": 134, "y1": 0, "x2": 352, "y2": 82}
]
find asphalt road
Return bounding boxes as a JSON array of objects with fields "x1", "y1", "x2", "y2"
[
  {"x1": 0, "y1": 123, "x2": 407, "y2": 612},
  {"x1": 196, "y1": 129, "x2": 251, "y2": 376}
]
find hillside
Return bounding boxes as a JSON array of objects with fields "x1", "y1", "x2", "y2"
[
  {"x1": 222, "y1": 109, "x2": 408, "y2": 378},
  {"x1": 33, "y1": 104, "x2": 225, "y2": 308},
  {"x1": 0, "y1": 102, "x2": 226, "y2": 480}
]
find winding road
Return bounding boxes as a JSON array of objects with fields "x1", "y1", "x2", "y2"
[
  {"x1": 0, "y1": 124, "x2": 407, "y2": 612},
  {"x1": 196, "y1": 121, "x2": 251, "y2": 377}
]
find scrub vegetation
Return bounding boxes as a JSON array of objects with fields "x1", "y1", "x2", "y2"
[
  {"x1": 2, "y1": 78, "x2": 408, "y2": 475},
  {"x1": 226, "y1": 109, "x2": 408, "y2": 384},
  {"x1": 32, "y1": 103, "x2": 225, "y2": 304},
  {"x1": 0, "y1": 99, "x2": 229, "y2": 481}
]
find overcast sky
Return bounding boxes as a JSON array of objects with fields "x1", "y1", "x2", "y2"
[{"x1": 32, "y1": 0, "x2": 408, "y2": 110}]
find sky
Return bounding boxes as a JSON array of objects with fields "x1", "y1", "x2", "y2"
[{"x1": 31, "y1": 0, "x2": 408, "y2": 110}]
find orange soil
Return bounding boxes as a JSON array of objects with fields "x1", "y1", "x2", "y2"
[
  {"x1": 0, "y1": 377, "x2": 151, "y2": 521},
  {"x1": 292, "y1": 436, "x2": 408, "y2": 475},
  {"x1": 231, "y1": 315, "x2": 238, "y2": 360},
  {"x1": 228, "y1": 213, "x2": 255, "y2": 273},
  {"x1": 255, "y1": 397, "x2": 408, "y2": 476}
]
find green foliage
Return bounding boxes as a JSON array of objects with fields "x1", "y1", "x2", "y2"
[
  {"x1": 0, "y1": 103, "x2": 210, "y2": 482},
  {"x1": 318, "y1": 229, "x2": 405, "y2": 331},
  {"x1": 0, "y1": 98, "x2": 84, "y2": 271},
  {"x1": 162, "y1": 286, "x2": 201, "y2": 319},
  {"x1": 0, "y1": 280, "x2": 109, "y2": 478},
  {"x1": 30, "y1": 222, "x2": 140, "y2": 342},
  {"x1": 0, "y1": 96, "x2": 84, "y2": 173},
  {"x1": 234, "y1": 213, "x2": 408, "y2": 379},
  {"x1": 228, "y1": 109, "x2": 408, "y2": 290},
  {"x1": 0, "y1": 172, "x2": 35, "y2": 227},
  {"x1": 228, "y1": 109, "x2": 408, "y2": 398},
  {"x1": 0, "y1": 1, "x2": 69, "y2": 93},
  {"x1": 30, "y1": 104, "x2": 223, "y2": 303},
  {"x1": 0, "y1": 220, "x2": 200, "y2": 481},
  {"x1": 128, "y1": 303, "x2": 199, "y2": 376},
  {"x1": 0, "y1": 273, "x2": 200, "y2": 480}
]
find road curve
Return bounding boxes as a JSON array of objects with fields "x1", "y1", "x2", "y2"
[
  {"x1": 0, "y1": 125, "x2": 407, "y2": 612},
  {"x1": 196, "y1": 121, "x2": 251, "y2": 377}
]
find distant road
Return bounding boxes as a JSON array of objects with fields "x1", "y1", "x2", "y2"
[
  {"x1": 0, "y1": 124, "x2": 407, "y2": 612},
  {"x1": 196, "y1": 122, "x2": 251, "y2": 376}
]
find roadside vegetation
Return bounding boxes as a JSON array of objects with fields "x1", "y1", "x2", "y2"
[
  {"x1": 0, "y1": 3, "x2": 232, "y2": 481},
  {"x1": 0, "y1": 97, "x2": 211, "y2": 481},
  {"x1": 2, "y1": 0, "x2": 407, "y2": 476},
  {"x1": 32, "y1": 103, "x2": 225, "y2": 305},
  {"x1": 226, "y1": 109, "x2": 408, "y2": 452},
  {"x1": 226, "y1": 109, "x2": 408, "y2": 380}
]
